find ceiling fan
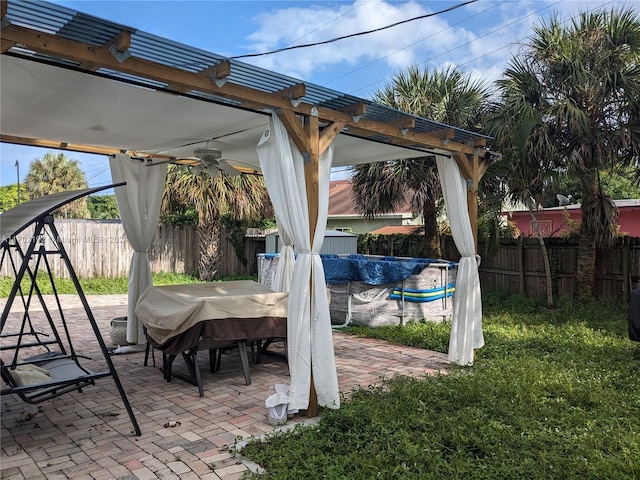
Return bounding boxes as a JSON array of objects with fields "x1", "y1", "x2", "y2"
[{"x1": 183, "y1": 141, "x2": 242, "y2": 177}]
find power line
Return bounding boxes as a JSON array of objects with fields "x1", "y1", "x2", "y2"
[
  {"x1": 230, "y1": 0, "x2": 479, "y2": 60},
  {"x1": 85, "y1": 165, "x2": 110, "y2": 184},
  {"x1": 252, "y1": 0, "x2": 372, "y2": 68},
  {"x1": 348, "y1": 0, "x2": 564, "y2": 96},
  {"x1": 454, "y1": 0, "x2": 616, "y2": 71},
  {"x1": 323, "y1": 0, "x2": 506, "y2": 88}
]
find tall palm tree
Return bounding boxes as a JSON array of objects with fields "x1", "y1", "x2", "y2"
[
  {"x1": 24, "y1": 152, "x2": 90, "y2": 218},
  {"x1": 488, "y1": 57, "x2": 559, "y2": 307},
  {"x1": 162, "y1": 165, "x2": 273, "y2": 280},
  {"x1": 351, "y1": 65, "x2": 490, "y2": 258},
  {"x1": 508, "y1": 8, "x2": 640, "y2": 301}
]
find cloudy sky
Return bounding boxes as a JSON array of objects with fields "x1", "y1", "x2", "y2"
[{"x1": 0, "y1": 0, "x2": 629, "y2": 186}]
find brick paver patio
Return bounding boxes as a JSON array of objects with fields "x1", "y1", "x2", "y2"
[{"x1": 1, "y1": 294, "x2": 449, "y2": 479}]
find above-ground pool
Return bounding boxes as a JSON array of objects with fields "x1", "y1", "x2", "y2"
[{"x1": 258, "y1": 254, "x2": 457, "y2": 327}]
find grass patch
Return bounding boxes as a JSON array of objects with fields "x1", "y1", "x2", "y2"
[
  {"x1": 241, "y1": 291, "x2": 640, "y2": 479},
  {"x1": 0, "y1": 272, "x2": 256, "y2": 297}
]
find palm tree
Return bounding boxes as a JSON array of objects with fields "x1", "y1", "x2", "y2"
[
  {"x1": 162, "y1": 165, "x2": 273, "y2": 280},
  {"x1": 488, "y1": 57, "x2": 559, "y2": 307},
  {"x1": 351, "y1": 158, "x2": 441, "y2": 256},
  {"x1": 351, "y1": 65, "x2": 490, "y2": 258},
  {"x1": 508, "y1": 8, "x2": 640, "y2": 301},
  {"x1": 24, "y1": 152, "x2": 90, "y2": 218}
]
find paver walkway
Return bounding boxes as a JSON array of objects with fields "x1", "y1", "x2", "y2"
[{"x1": 1, "y1": 294, "x2": 449, "y2": 479}]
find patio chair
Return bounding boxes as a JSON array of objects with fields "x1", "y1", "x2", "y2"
[{"x1": 161, "y1": 340, "x2": 251, "y2": 397}]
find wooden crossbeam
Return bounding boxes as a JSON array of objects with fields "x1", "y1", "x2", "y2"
[
  {"x1": 389, "y1": 117, "x2": 415, "y2": 130},
  {"x1": 275, "y1": 83, "x2": 306, "y2": 103},
  {"x1": 200, "y1": 60, "x2": 231, "y2": 83},
  {"x1": 1, "y1": 38, "x2": 14, "y2": 53},
  {"x1": 1, "y1": 1, "x2": 13, "y2": 53},
  {"x1": 428, "y1": 128, "x2": 455, "y2": 139},
  {"x1": 0, "y1": 134, "x2": 124, "y2": 156},
  {"x1": 344, "y1": 124, "x2": 458, "y2": 154},
  {"x1": 79, "y1": 30, "x2": 131, "y2": 71},
  {"x1": 339, "y1": 102, "x2": 367, "y2": 120},
  {"x1": 111, "y1": 30, "x2": 131, "y2": 54}
]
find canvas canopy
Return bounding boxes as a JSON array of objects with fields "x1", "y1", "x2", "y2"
[{"x1": 1, "y1": 1, "x2": 495, "y2": 413}]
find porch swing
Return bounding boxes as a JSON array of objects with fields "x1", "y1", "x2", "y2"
[{"x1": 0, "y1": 185, "x2": 141, "y2": 436}]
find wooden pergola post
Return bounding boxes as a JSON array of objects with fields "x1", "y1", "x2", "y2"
[
  {"x1": 303, "y1": 112, "x2": 320, "y2": 417},
  {"x1": 278, "y1": 107, "x2": 343, "y2": 417},
  {"x1": 454, "y1": 151, "x2": 493, "y2": 253}
]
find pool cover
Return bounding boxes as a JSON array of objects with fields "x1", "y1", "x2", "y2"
[{"x1": 320, "y1": 254, "x2": 456, "y2": 285}]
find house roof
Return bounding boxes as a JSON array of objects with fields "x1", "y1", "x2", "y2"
[
  {"x1": 0, "y1": 0, "x2": 493, "y2": 172},
  {"x1": 506, "y1": 198, "x2": 640, "y2": 214},
  {"x1": 328, "y1": 180, "x2": 359, "y2": 216},
  {"x1": 370, "y1": 225, "x2": 423, "y2": 235},
  {"x1": 328, "y1": 180, "x2": 413, "y2": 217}
]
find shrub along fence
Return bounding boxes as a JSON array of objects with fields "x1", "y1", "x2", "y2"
[{"x1": 3, "y1": 218, "x2": 638, "y2": 301}]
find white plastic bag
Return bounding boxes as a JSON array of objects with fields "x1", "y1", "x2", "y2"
[{"x1": 265, "y1": 383, "x2": 290, "y2": 426}]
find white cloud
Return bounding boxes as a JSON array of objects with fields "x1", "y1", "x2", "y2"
[{"x1": 241, "y1": 0, "x2": 628, "y2": 96}]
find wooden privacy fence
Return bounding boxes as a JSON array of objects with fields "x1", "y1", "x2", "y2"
[
  {"x1": 440, "y1": 235, "x2": 640, "y2": 301},
  {"x1": 3, "y1": 218, "x2": 638, "y2": 301},
  {"x1": 1, "y1": 219, "x2": 199, "y2": 279},
  {"x1": 216, "y1": 227, "x2": 266, "y2": 278}
]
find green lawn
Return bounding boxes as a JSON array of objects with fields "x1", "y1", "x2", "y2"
[
  {"x1": 0, "y1": 272, "x2": 258, "y2": 298},
  {"x1": 241, "y1": 291, "x2": 640, "y2": 479}
]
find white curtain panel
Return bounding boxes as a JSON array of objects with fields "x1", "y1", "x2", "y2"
[
  {"x1": 257, "y1": 112, "x2": 340, "y2": 411},
  {"x1": 436, "y1": 157, "x2": 484, "y2": 365},
  {"x1": 110, "y1": 153, "x2": 167, "y2": 344},
  {"x1": 273, "y1": 216, "x2": 295, "y2": 293}
]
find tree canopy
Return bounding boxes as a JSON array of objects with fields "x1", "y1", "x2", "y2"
[
  {"x1": 0, "y1": 184, "x2": 20, "y2": 213},
  {"x1": 492, "y1": 7, "x2": 640, "y2": 300},
  {"x1": 24, "y1": 152, "x2": 90, "y2": 218},
  {"x1": 352, "y1": 65, "x2": 491, "y2": 258},
  {"x1": 161, "y1": 165, "x2": 273, "y2": 280},
  {"x1": 87, "y1": 194, "x2": 120, "y2": 220}
]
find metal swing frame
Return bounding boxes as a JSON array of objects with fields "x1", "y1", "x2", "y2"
[{"x1": 0, "y1": 185, "x2": 141, "y2": 436}]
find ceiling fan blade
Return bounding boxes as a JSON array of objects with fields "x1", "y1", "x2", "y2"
[{"x1": 218, "y1": 160, "x2": 242, "y2": 176}]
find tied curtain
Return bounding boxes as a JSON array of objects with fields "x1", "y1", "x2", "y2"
[
  {"x1": 273, "y1": 217, "x2": 295, "y2": 293},
  {"x1": 256, "y1": 112, "x2": 340, "y2": 411},
  {"x1": 436, "y1": 157, "x2": 484, "y2": 365},
  {"x1": 110, "y1": 153, "x2": 167, "y2": 345}
]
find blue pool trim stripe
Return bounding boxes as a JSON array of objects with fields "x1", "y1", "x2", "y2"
[{"x1": 389, "y1": 283, "x2": 455, "y2": 303}]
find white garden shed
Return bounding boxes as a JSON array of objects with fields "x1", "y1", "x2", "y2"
[{"x1": 266, "y1": 230, "x2": 357, "y2": 256}]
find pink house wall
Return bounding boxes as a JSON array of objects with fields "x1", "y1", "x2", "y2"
[{"x1": 507, "y1": 204, "x2": 640, "y2": 238}]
